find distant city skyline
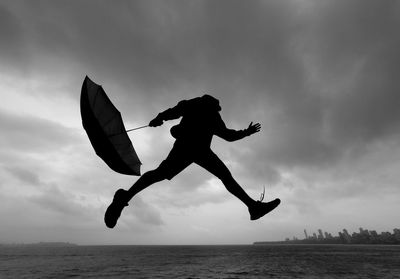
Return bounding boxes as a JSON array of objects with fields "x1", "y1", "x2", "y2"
[{"x1": 282, "y1": 227, "x2": 400, "y2": 245}]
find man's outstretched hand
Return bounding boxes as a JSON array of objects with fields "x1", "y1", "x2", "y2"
[
  {"x1": 246, "y1": 122, "x2": 261, "y2": 136},
  {"x1": 149, "y1": 117, "x2": 163, "y2": 127}
]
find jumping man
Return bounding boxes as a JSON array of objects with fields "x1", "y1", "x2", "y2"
[{"x1": 105, "y1": 94, "x2": 280, "y2": 228}]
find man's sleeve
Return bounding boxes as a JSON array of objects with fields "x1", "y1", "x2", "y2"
[
  {"x1": 214, "y1": 114, "x2": 249, "y2": 142},
  {"x1": 156, "y1": 100, "x2": 187, "y2": 121}
]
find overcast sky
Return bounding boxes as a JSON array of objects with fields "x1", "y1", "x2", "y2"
[{"x1": 1, "y1": 0, "x2": 400, "y2": 245}]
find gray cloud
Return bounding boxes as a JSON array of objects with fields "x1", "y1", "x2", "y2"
[
  {"x1": 123, "y1": 196, "x2": 164, "y2": 226},
  {"x1": 156, "y1": 183, "x2": 228, "y2": 209},
  {"x1": 0, "y1": 109, "x2": 83, "y2": 153},
  {"x1": 3, "y1": 165, "x2": 41, "y2": 186},
  {"x1": 28, "y1": 184, "x2": 89, "y2": 217}
]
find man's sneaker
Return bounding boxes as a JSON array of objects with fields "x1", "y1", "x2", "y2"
[
  {"x1": 249, "y1": 198, "x2": 281, "y2": 221},
  {"x1": 104, "y1": 189, "x2": 129, "y2": 228}
]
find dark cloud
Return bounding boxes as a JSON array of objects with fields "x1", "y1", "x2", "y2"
[
  {"x1": 1, "y1": 1, "x2": 301, "y2": 118},
  {"x1": 224, "y1": 0, "x2": 400, "y2": 176},
  {"x1": 299, "y1": 1, "x2": 400, "y2": 146},
  {"x1": 0, "y1": 3, "x2": 26, "y2": 69}
]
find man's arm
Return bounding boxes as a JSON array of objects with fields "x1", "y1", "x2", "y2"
[
  {"x1": 149, "y1": 100, "x2": 187, "y2": 127},
  {"x1": 215, "y1": 116, "x2": 261, "y2": 141}
]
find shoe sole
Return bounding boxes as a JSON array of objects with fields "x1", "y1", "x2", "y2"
[{"x1": 250, "y1": 199, "x2": 281, "y2": 221}]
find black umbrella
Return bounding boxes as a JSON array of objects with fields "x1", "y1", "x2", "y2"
[{"x1": 80, "y1": 76, "x2": 145, "y2": 175}]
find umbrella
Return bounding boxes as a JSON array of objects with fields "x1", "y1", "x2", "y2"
[{"x1": 80, "y1": 76, "x2": 144, "y2": 175}]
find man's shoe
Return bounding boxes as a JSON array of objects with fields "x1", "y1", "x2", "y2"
[
  {"x1": 104, "y1": 189, "x2": 129, "y2": 228},
  {"x1": 249, "y1": 198, "x2": 281, "y2": 221}
]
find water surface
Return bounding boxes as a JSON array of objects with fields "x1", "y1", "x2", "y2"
[{"x1": 1, "y1": 244, "x2": 399, "y2": 278}]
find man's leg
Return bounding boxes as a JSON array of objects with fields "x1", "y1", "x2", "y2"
[
  {"x1": 195, "y1": 151, "x2": 256, "y2": 208},
  {"x1": 126, "y1": 168, "x2": 166, "y2": 200},
  {"x1": 195, "y1": 150, "x2": 280, "y2": 220},
  {"x1": 105, "y1": 142, "x2": 192, "y2": 228}
]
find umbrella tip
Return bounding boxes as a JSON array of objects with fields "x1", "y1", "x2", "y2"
[{"x1": 84, "y1": 75, "x2": 94, "y2": 85}]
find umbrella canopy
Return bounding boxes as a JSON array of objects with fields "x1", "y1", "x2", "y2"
[{"x1": 80, "y1": 76, "x2": 141, "y2": 175}]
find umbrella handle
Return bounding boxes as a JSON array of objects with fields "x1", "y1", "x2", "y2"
[{"x1": 126, "y1": 125, "x2": 149, "y2": 133}]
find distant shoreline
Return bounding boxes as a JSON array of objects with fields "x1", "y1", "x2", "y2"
[
  {"x1": 0, "y1": 242, "x2": 78, "y2": 247},
  {"x1": 1, "y1": 242, "x2": 400, "y2": 247}
]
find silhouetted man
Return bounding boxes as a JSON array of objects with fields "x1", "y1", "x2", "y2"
[{"x1": 105, "y1": 94, "x2": 280, "y2": 228}]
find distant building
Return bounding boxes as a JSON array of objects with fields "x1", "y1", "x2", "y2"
[
  {"x1": 369, "y1": 230, "x2": 378, "y2": 243},
  {"x1": 394, "y1": 229, "x2": 400, "y2": 241},
  {"x1": 313, "y1": 233, "x2": 317, "y2": 240},
  {"x1": 324, "y1": 232, "x2": 333, "y2": 239},
  {"x1": 318, "y1": 229, "x2": 324, "y2": 240},
  {"x1": 304, "y1": 229, "x2": 308, "y2": 239},
  {"x1": 342, "y1": 229, "x2": 351, "y2": 243},
  {"x1": 359, "y1": 227, "x2": 370, "y2": 236},
  {"x1": 338, "y1": 232, "x2": 345, "y2": 242}
]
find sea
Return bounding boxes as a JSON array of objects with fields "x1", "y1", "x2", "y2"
[{"x1": 1, "y1": 244, "x2": 399, "y2": 278}]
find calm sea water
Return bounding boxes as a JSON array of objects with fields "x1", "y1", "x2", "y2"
[{"x1": 0, "y1": 245, "x2": 399, "y2": 278}]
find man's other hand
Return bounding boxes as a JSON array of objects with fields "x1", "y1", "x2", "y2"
[{"x1": 246, "y1": 122, "x2": 261, "y2": 136}]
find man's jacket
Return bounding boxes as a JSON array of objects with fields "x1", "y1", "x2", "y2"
[{"x1": 156, "y1": 95, "x2": 249, "y2": 148}]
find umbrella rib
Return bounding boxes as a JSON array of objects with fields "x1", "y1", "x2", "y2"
[
  {"x1": 108, "y1": 130, "x2": 127, "y2": 138},
  {"x1": 92, "y1": 86, "x2": 100, "y2": 108},
  {"x1": 103, "y1": 114, "x2": 119, "y2": 128},
  {"x1": 110, "y1": 142, "x2": 131, "y2": 146}
]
